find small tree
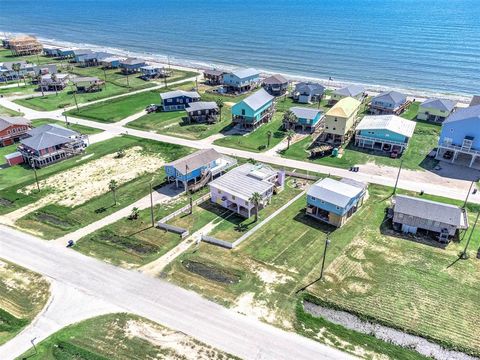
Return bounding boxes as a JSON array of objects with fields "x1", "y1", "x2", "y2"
[
  {"x1": 249, "y1": 192, "x2": 262, "y2": 222},
  {"x1": 130, "y1": 206, "x2": 139, "y2": 220},
  {"x1": 109, "y1": 179, "x2": 118, "y2": 205},
  {"x1": 282, "y1": 110, "x2": 296, "y2": 130},
  {"x1": 116, "y1": 149, "x2": 126, "y2": 158},
  {"x1": 216, "y1": 98, "x2": 224, "y2": 122},
  {"x1": 36, "y1": 73, "x2": 45, "y2": 96},
  {"x1": 286, "y1": 129, "x2": 296, "y2": 150},
  {"x1": 51, "y1": 73, "x2": 58, "y2": 95},
  {"x1": 267, "y1": 130, "x2": 273, "y2": 148},
  {"x1": 12, "y1": 63, "x2": 22, "y2": 88}
]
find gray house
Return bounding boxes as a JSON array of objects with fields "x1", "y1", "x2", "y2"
[
  {"x1": 185, "y1": 101, "x2": 219, "y2": 123},
  {"x1": 370, "y1": 91, "x2": 408, "y2": 115},
  {"x1": 329, "y1": 85, "x2": 365, "y2": 105},
  {"x1": 417, "y1": 98, "x2": 455, "y2": 123},
  {"x1": 262, "y1": 74, "x2": 289, "y2": 96},
  {"x1": 392, "y1": 195, "x2": 468, "y2": 242},
  {"x1": 292, "y1": 82, "x2": 325, "y2": 104}
]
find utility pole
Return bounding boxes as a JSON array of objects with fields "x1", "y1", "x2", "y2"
[
  {"x1": 32, "y1": 164, "x2": 40, "y2": 192},
  {"x1": 461, "y1": 212, "x2": 479, "y2": 259},
  {"x1": 30, "y1": 337, "x2": 38, "y2": 355},
  {"x1": 463, "y1": 180, "x2": 476, "y2": 208},
  {"x1": 149, "y1": 181, "x2": 155, "y2": 227},
  {"x1": 71, "y1": 84, "x2": 79, "y2": 111},
  {"x1": 393, "y1": 158, "x2": 404, "y2": 194},
  {"x1": 319, "y1": 237, "x2": 331, "y2": 280},
  {"x1": 64, "y1": 107, "x2": 68, "y2": 126}
]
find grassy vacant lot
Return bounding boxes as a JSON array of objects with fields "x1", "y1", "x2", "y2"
[
  {"x1": 65, "y1": 82, "x2": 195, "y2": 123},
  {"x1": 165, "y1": 183, "x2": 480, "y2": 358},
  {"x1": 13, "y1": 137, "x2": 192, "y2": 239},
  {"x1": 0, "y1": 259, "x2": 50, "y2": 345},
  {"x1": 0, "y1": 104, "x2": 23, "y2": 117},
  {"x1": 75, "y1": 189, "x2": 218, "y2": 268},
  {"x1": 282, "y1": 102, "x2": 440, "y2": 171},
  {"x1": 0, "y1": 84, "x2": 37, "y2": 96},
  {"x1": 127, "y1": 91, "x2": 246, "y2": 140},
  {"x1": 0, "y1": 47, "x2": 59, "y2": 65},
  {"x1": 31, "y1": 118, "x2": 103, "y2": 135},
  {"x1": 213, "y1": 96, "x2": 327, "y2": 153},
  {"x1": 18, "y1": 313, "x2": 239, "y2": 360}
]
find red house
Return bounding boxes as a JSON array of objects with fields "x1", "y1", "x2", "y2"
[{"x1": 0, "y1": 116, "x2": 31, "y2": 147}]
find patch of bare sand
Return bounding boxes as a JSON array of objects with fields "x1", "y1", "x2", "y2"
[
  {"x1": 7, "y1": 147, "x2": 164, "y2": 222},
  {"x1": 252, "y1": 265, "x2": 293, "y2": 294},
  {"x1": 124, "y1": 319, "x2": 233, "y2": 359}
]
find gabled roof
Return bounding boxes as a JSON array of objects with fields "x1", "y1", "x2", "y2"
[
  {"x1": 373, "y1": 91, "x2": 406, "y2": 105},
  {"x1": 443, "y1": 104, "x2": 480, "y2": 124},
  {"x1": 204, "y1": 69, "x2": 224, "y2": 76},
  {"x1": 393, "y1": 195, "x2": 467, "y2": 228},
  {"x1": 186, "y1": 101, "x2": 218, "y2": 113},
  {"x1": 71, "y1": 76, "x2": 101, "y2": 84},
  {"x1": 420, "y1": 98, "x2": 455, "y2": 112},
  {"x1": 294, "y1": 82, "x2": 325, "y2": 95},
  {"x1": 209, "y1": 163, "x2": 276, "y2": 202},
  {"x1": 333, "y1": 85, "x2": 364, "y2": 97},
  {"x1": 101, "y1": 56, "x2": 123, "y2": 63},
  {"x1": 290, "y1": 106, "x2": 322, "y2": 120},
  {"x1": 228, "y1": 68, "x2": 259, "y2": 79},
  {"x1": 469, "y1": 95, "x2": 480, "y2": 107},
  {"x1": 22, "y1": 124, "x2": 79, "y2": 151},
  {"x1": 0, "y1": 61, "x2": 28, "y2": 70},
  {"x1": 0, "y1": 116, "x2": 30, "y2": 132},
  {"x1": 308, "y1": 178, "x2": 366, "y2": 208},
  {"x1": 166, "y1": 149, "x2": 221, "y2": 175},
  {"x1": 160, "y1": 90, "x2": 201, "y2": 101},
  {"x1": 263, "y1": 74, "x2": 288, "y2": 85},
  {"x1": 120, "y1": 57, "x2": 146, "y2": 66},
  {"x1": 241, "y1": 89, "x2": 274, "y2": 111},
  {"x1": 356, "y1": 115, "x2": 416, "y2": 138},
  {"x1": 326, "y1": 97, "x2": 361, "y2": 118}
]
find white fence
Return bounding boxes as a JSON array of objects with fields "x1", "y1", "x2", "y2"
[{"x1": 157, "y1": 193, "x2": 211, "y2": 224}]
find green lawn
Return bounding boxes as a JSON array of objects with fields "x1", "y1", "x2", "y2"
[
  {"x1": 126, "y1": 91, "x2": 246, "y2": 140},
  {"x1": 31, "y1": 118, "x2": 103, "y2": 135},
  {"x1": 0, "y1": 84, "x2": 37, "y2": 96},
  {"x1": 74, "y1": 189, "x2": 215, "y2": 268},
  {"x1": 17, "y1": 313, "x2": 239, "y2": 360},
  {"x1": 0, "y1": 48, "x2": 60, "y2": 65},
  {"x1": 0, "y1": 259, "x2": 50, "y2": 345},
  {"x1": 282, "y1": 101, "x2": 440, "y2": 171},
  {"x1": 0, "y1": 104, "x2": 23, "y2": 117},
  {"x1": 65, "y1": 82, "x2": 195, "y2": 123},
  {"x1": 165, "y1": 182, "x2": 480, "y2": 358},
  {"x1": 14, "y1": 138, "x2": 192, "y2": 239}
]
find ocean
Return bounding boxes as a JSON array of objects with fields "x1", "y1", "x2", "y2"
[{"x1": 1, "y1": 0, "x2": 479, "y2": 98}]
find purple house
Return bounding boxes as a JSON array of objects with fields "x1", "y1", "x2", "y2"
[{"x1": 209, "y1": 163, "x2": 285, "y2": 218}]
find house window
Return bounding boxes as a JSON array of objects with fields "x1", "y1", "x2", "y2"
[
  {"x1": 443, "y1": 137, "x2": 453, "y2": 146},
  {"x1": 334, "y1": 118, "x2": 338, "y2": 122},
  {"x1": 336, "y1": 206, "x2": 340, "y2": 210},
  {"x1": 397, "y1": 213, "x2": 404, "y2": 219},
  {"x1": 179, "y1": 99, "x2": 183, "y2": 104},
  {"x1": 167, "y1": 99, "x2": 172, "y2": 103},
  {"x1": 241, "y1": 109, "x2": 245, "y2": 115},
  {"x1": 217, "y1": 189, "x2": 221, "y2": 194},
  {"x1": 232, "y1": 195, "x2": 236, "y2": 200}
]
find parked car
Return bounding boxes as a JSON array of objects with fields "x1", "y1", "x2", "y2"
[
  {"x1": 146, "y1": 104, "x2": 159, "y2": 113},
  {"x1": 390, "y1": 150, "x2": 399, "y2": 158},
  {"x1": 443, "y1": 150, "x2": 453, "y2": 160}
]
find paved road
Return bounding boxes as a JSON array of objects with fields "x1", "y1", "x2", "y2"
[{"x1": 0, "y1": 226, "x2": 354, "y2": 360}]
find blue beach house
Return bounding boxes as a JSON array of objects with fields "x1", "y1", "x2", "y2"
[
  {"x1": 306, "y1": 178, "x2": 368, "y2": 228},
  {"x1": 370, "y1": 91, "x2": 408, "y2": 115},
  {"x1": 288, "y1": 107, "x2": 324, "y2": 133},
  {"x1": 160, "y1": 90, "x2": 201, "y2": 111},
  {"x1": 164, "y1": 149, "x2": 236, "y2": 191},
  {"x1": 222, "y1": 68, "x2": 260, "y2": 93},
  {"x1": 436, "y1": 104, "x2": 480, "y2": 168},
  {"x1": 231, "y1": 89, "x2": 275, "y2": 130},
  {"x1": 354, "y1": 115, "x2": 416, "y2": 154},
  {"x1": 57, "y1": 48, "x2": 76, "y2": 59}
]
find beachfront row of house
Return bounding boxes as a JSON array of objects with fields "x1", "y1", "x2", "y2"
[{"x1": 163, "y1": 148, "x2": 468, "y2": 243}]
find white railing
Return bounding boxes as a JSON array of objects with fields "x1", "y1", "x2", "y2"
[
  {"x1": 438, "y1": 142, "x2": 480, "y2": 156},
  {"x1": 355, "y1": 134, "x2": 407, "y2": 147}
]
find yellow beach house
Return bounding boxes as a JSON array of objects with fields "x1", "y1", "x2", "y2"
[{"x1": 323, "y1": 97, "x2": 361, "y2": 144}]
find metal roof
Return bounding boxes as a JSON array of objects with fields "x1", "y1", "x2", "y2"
[
  {"x1": 160, "y1": 90, "x2": 200, "y2": 101},
  {"x1": 308, "y1": 178, "x2": 365, "y2": 208},
  {"x1": 420, "y1": 98, "x2": 455, "y2": 112},
  {"x1": 290, "y1": 106, "x2": 322, "y2": 120},
  {"x1": 333, "y1": 85, "x2": 364, "y2": 97},
  {"x1": 356, "y1": 115, "x2": 416, "y2": 138},
  {"x1": 393, "y1": 195, "x2": 467, "y2": 227},
  {"x1": 186, "y1": 101, "x2": 218, "y2": 113},
  {"x1": 120, "y1": 57, "x2": 146, "y2": 66},
  {"x1": 242, "y1": 89, "x2": 274, "y2": 111},
  {"x1": 71, "y1": 76, "x2": 101, "y2": 84},
  {"x1": 294, "y1": 82, "x2": 325, "y2": 95},
  {"x1": 229, "y1": 68, "x2": 259, "y2": 79},
  {"x1": 204, "y1": 69, "x2": 224, "y2": 76},
  {"x1": 470, "y1": 95, "x2": 480, "y2": 107},
  {"x1": 444, "y1": 104, "x2": 480, "y2": 124},
  {"x1": 22, "y1": 124, "x2": 79, "y2": 151},
  {"x1": 326, "y1": 97, "x2": 361, "y2": 118},
  {"x1": 0, "y1": 116, "x2": 30, "y2": 132},
  {"x1": 209, "y1": 163, "x2": 276, "y2": 202},
  {"x1": 263, "y1": 74, "x2": 288, "y2": 85},
  {"x1": 373, "y1": 91, "x2": 406, "y2": 105},
  {"x1": 166, "y1": 149, "x2": 221, "y2": 175}
]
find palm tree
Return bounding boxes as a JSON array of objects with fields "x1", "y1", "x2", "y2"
[
  {"x1": 249, "y1": 192, "x2": 262, "y2": 222},
  {"x1": 216, "y1": 98, "x2": 224, "y2": 122},
  {"x1": 36, "y1": 73, "x2": 45, "y2": 97},
  {"x1": 12, "y1": 63, "x2": 22, "y2": 88},
  {"x1": 286, "y1": 129, "x2": 296, "y2": 150},
  {"x1": 50, "y1": 73, "x2": 58, "y2": 95},
  {"x1": 109, "y1": 179, "x2": 118, "y2": 205},
  {"x1": 282, "y1": 110, "x2": 296, "y2": 130},
  {"x1": 267, "y1": 130, "x2": 273, "y2": 148}
]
